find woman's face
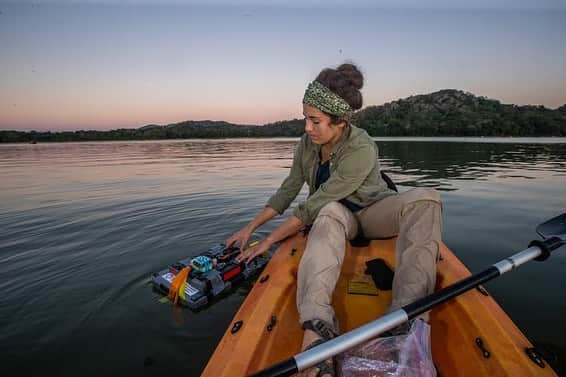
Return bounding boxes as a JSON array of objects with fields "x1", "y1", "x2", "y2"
[{"x1": 303, "y1": 104, "x2": 346, "y2": 146}]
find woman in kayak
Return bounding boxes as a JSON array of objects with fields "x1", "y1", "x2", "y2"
[{"x1": 227, "y1": 63, "x2": 442, "y2": 377}]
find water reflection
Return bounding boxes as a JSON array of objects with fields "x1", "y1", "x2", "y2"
[
  {"x1": 376, "y1": 141, "x2": 566, "y2": 191},
  {"x1": 3, "y1": 139, "x2": 564, "y2": 194},
  {"x1": 0, "y1": 138, "x2": 565, "y2": 376}
]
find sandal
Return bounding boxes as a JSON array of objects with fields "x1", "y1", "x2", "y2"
[
  {"x1": 381, "y1": 319, "x2": 416, "y2": 337},
  {"x1": 301, "y1": 319, "x2": 338, "y2": 377},
  {"x1": 302, "y1": 318, "x2": 338, "y2": 340}
]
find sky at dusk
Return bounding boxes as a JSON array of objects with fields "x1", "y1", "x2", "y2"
[{"x1": 1, "y1": 0, "x2": 565, "y2": 131}]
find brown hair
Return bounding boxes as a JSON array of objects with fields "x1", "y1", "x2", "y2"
[{"x1": 315, "y1": 63, "x2": 364, "y2": 124}]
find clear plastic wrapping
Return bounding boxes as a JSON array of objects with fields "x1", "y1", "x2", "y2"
[{"x1": 339, "y1": 319, "x2": 436, "y2": 377}]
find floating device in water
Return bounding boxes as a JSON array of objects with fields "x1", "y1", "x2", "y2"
[{"x1": 151, "y1": 242, "x2": 270, "y2": 310}]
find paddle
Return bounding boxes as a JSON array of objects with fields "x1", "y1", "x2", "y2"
[{"x1": 249, "y1": 213, "x2": 566, "y2": 377}]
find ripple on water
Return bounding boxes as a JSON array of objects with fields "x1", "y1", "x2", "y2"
[{"x1": 1, "y1": 138, "x2": 565, "y2": 376}]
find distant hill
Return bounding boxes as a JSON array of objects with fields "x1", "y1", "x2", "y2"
[
  {"x1": 130, "y1": 119, "x2": 305, "y2": 139},
  {"x1": 1, "y1": 90, "x2": 565, "y2": 142},
  {"x1": 0, "y1": 119, "x2": 307, "y2": 142},
  {"x1": 354, "y1": 89, "x2": 566, "y2": 136}
]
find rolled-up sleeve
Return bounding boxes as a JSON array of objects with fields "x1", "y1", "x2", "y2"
[
  {"x1": 293, "y1": 144, "x2": 376, "y2": 224},
  {"x1": 266, "y1": 140, "x2": 305, "y2": 215}
]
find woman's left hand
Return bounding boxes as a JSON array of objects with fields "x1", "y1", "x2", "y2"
[{"x1": 236, "y1": 239, "x2": 271, "y2": 264}]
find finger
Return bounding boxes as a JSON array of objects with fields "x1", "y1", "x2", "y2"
[
  {"x1": 226, "y1": 235, "x2": 237, "y2": 247},
  {"x1": 241, "y1": 248, "x2": 252, "y2": 262},
  {"x1": 236, "y1": 248, "x2": 250, "y2": 263},
  {"x1": 242, "y1": 246, "x2": 259, "y2": 264},
  {"x1": 246, "y1": 250, "x2": 257, "y2": 263}
]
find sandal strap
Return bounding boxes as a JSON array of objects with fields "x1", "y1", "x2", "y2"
[
  {"x1": 302, "y1": 319, "x2": 337, "y2": 340},
  {"x1": 314, "y1": 359, "x2": 335, "y2": 377},
  {"x1": 304, "y1": 338, "x2": 327, "y2": 351}
]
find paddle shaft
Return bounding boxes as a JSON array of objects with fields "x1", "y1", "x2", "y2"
[{"x1": 250, "y1": 240, "x2": 560, "y2": 377}]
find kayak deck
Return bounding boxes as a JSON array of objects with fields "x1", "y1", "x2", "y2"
[{"x1": 202, "y1": 233, "x2": 557, "y2": 376}]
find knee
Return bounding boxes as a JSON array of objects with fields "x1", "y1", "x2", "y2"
[
  {"x1": 401, "y1": 188, "x2": 442, "y2": 212},
  {"x1": 313, "y1": 202, "x2": 348, "y2": 227},
  {"x1": 317, "y1": 201, "x2": 344, "y2": 219},
  {"x1": 312, "y1": 201, "x2": 358, "y2": 240},
  {"x1": 411, "y1": 188, "x2": 441, "y2": 204},
  {"x1": 400, "y1": 189, "x2": 442, "y2": 223}
]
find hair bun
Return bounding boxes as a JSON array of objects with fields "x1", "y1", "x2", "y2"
[
  {"x1": 337, "y1": 63, "x2": 363, "y2": 90},
  {"x1": 314, "y1": 62, "x2": 364, "y2": 111}
]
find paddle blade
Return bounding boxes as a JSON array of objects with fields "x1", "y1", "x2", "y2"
[{"x1": 537, "y1": 213, "x2": 566, "y2": 241}]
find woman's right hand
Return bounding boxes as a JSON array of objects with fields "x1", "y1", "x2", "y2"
[{"x1": 226, "y1": 225, "x2": 254, "y2": 251}]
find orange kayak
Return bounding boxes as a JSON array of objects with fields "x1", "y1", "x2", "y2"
[{"x1": 202, "y1": 233, "x2": 557, "y2": 376}]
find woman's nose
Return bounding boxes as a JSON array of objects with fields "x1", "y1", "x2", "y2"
[{"x1": 305, "y1": 120, "x2": 313, "y2": 133}]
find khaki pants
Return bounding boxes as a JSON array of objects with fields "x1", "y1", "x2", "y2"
[{"x1": 296, "y1": 188, "x2": 442, "y2": 332}]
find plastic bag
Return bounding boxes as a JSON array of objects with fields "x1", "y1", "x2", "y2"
[{"x1": 339, "y1": 319, "x2": 436, "y2": 377}]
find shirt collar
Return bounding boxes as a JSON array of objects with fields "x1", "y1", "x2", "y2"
[{"x1": 313, "y1": 125, "x2": 352, "y2": 156}]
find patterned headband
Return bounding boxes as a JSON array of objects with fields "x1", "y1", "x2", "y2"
[{"x1": 302, "y1": 81, "x2": 353, "y2": 120}]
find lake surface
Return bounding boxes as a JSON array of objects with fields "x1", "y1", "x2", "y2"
[{"x1": 1, "y1": 137, "x2": 565, "y2": 376}]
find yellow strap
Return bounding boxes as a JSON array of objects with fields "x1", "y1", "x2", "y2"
[
  {"x1": 179, "y1": 280, "x2": 187, "y2": 302},
  {"x1": 167, "y1": 266, "x2": 191, "y2": 304}
]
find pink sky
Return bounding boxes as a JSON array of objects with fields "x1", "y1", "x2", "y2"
[{"x1": 1, "y1": 2, "x2": 565, "y2": 131}]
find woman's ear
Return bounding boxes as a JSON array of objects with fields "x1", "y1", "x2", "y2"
[{"x1": 336, "y1": 120, "x2": 347, "y2": 130}]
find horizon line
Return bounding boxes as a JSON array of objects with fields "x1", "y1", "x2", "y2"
[{"x1": 2, "y1": 88, "x2": 565, "y2": 132}]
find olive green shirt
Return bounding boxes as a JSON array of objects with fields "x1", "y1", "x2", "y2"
[{"x1": 266, "y1": 125, "x2": 397, "y2": 225}]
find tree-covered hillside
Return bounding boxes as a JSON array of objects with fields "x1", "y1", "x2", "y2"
[
  {"x1": 354, "y1": 89, "x2": 566, "y2": 136},
  {"x1": 2, "y1": 90, "x2": 565, "y2": 142}
]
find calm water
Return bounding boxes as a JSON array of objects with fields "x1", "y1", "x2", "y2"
[{"x1": 1, "y1": 138, "x2": 565, "y2": 376}]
